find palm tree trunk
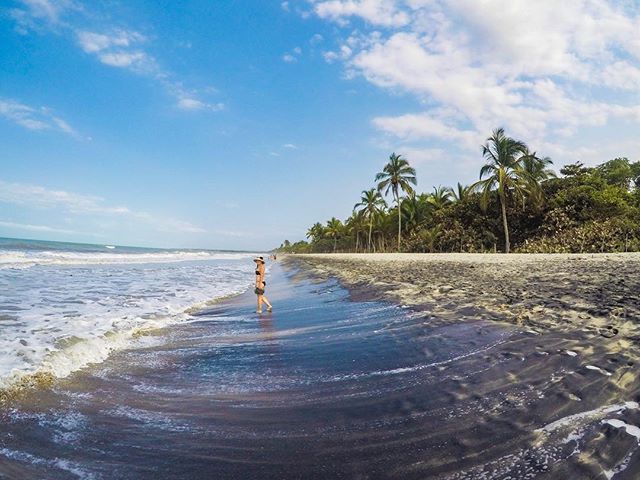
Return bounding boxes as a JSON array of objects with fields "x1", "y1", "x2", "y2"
[
  {"x1": 333, "y1": 236, "x2": 337, "y2": 253},
  {"x1": 355, "y1": 231, "x2": 359, "y2": 253},
  {"x1": 368, "y1": 219, "x2": 373, "y2": 252},
  {"x1": 397, "y1": 193, "x2": 402, "y2": 252},
  {"x1": 500, "y1": 193, "x2": 510, "y2": 253}
]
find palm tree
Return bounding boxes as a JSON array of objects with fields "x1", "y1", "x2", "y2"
[
  {"x1": 325, "y1": 217, "x2": 343, "y2": 253},
  {"x1": 376, "y1": 153, "x2": 417, "y2": 251},
  {"x1": 345, "y1": 212, "x2": 366, "y2": 252},
  {"x1": 427, "y1": 185, "x2": 453, "y2": 210},
  {"x1": 354, "y1": 188, "x2": 387, "y2": 252},
  {"x1": 449, "y1": 182, "x2": 471, "y2": 203},
  {"x1": 520, "y1": 152, "x2": 555, "y2": 208},
  {"x1": 473, "y1": 128, "x2": 531, "y2": 253},
  {"x1": 402, "y1": 192, "x2": 431, "y2": 234},
  {"x1": 306, "y1": 222, "x2": 324, "y2": 243}
]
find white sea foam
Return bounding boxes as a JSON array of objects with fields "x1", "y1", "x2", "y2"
[
  {"x1": 537, "y1": 401, "x2": 639, "y2": 434},
  {"x1": 0, "y1": 251, "x2": 256, "y2": 389},
  {"x1": 0, "y1": 249, "x2": 252, "y2": 269},
  {"x1": 603, "y1": 419, "x2": 640, "y2": 443}
]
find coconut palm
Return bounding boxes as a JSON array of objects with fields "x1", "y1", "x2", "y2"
[
  {"x1": 354, "y1": 188, "x2": 387, "y2": 252},
  {"x1": 449, "y1": 182, "x2": 471, "y2": 203},
  {"x1": 306, "y1": 222, "x2": 324, "y2": 243},
  {"x1": 345, "y1": 211, "x2": 366, "y2": 252},
  {"x1": 520, "y1": 152, "x2": 555, "y2": 208},
  {"x1": 473, "y1": 128, "x2": 531, "y2": 253},
  {"x1": 427, "y1": 185, "x2": 453, "y2": 210},
  {"x1": 375, "y1": 153, "x2": 417, "y2": 251},
  {"x1": 325, "y1": 217, "x2": 343, "y2": 253},
  {"x1": 402, "y1": 193, "x2": 431, "y2": 234}
]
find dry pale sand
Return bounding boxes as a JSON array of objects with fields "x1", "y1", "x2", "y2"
[{"x1": 285, "y1": 252, "x2": 640, "y2": 357}]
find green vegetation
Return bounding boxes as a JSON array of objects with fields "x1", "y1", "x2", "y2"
[{"x1": 277, "y1": 129, "x2": 640, "y2": 254}]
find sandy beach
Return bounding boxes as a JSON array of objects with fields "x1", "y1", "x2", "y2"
[
  {"x1": 281, "y1": 253, "x2": 640, "y2": 477},
  {"x1": 287, "y1": 252, "x2": 640, "y2": 342},
  {"x1": 3, "y1": 256, "x2": 640, "y2": 478}
]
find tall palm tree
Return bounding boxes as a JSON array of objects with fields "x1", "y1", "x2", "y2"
[
  {"x1": 375, "y1": 153, "x2": 417, "y2": 251},
  {"x1": 473, "y1": 128, "x2": 530, "y2": 253},
  {"x1": 427, "y1": 185, "x2": 453, "y2": 210},
  {"x1": 354, "y1": 188, "x2": 387, "y2": 252},
  {"x1": 325, "y1": 217, "x2": 343, "y2": 253}
]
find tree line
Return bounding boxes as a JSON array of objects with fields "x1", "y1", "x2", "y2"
[{"x1": 277, "y1": 128, "x2": 640, "y2": 254}]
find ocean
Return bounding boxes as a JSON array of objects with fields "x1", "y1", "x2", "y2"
[{"x1": 0, "y1": 237, "x2": 257, "y2": 390}]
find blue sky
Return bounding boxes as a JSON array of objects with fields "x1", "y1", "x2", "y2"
[{"x1": 1, "y1": 0, "x2": 639, "y2": 250}]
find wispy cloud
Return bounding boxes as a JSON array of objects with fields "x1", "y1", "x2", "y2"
[
  {"x1": 0, "y1": 220, "x2": 94, "y2": 236},
  {"x1": 0, "y1": 180, "x2": 205, "y2": 234},
  {"x1": 283, "y1": 143, "x2": 298, "y2": 149},
  {"x1": 0, "y1": 98, "x2": 78, "y2": 136},
  {"x1": 176, "y1": 97, "x2": 224, "y2": 112},
  {"x1": 283, "y1": 46, "x2": 303, "y2": 63},
  {"x1": 12, "y1": 0, "x2": 222, "y2": 112}
]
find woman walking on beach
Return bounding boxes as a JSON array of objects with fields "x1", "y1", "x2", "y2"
[{"x1": 254, "y1": 256, "x2": 272, "y2": 313}]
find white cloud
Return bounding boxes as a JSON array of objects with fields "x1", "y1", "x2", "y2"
[
  {"x1": 76, "y1": 30, "x2": 145, "y2": 53},
  {"x1": 12, "y1": 6, "x2": 221, "y2": 114},
  {"x1": 0, "y1": 180, "x2": 205, "y2": 234},
  {"x1": 283, "y1": 143, "x2": 298, "y2": 149},
  {"x1": 0, "y1": 220, "x2": 91, "y2": 236},
  {"x1": 283, "y1": 46, "x2": 303, "y2": 63},
  {"x1": 308, "y1": 0, "x2": 640, "y2": 164},
  {"x1": 15, "y1": 0, "x2": 76, "y2": 24},
  {"x1": 374, "y1": 112, "x2": 481, "y2": 150},
  {"x1": 314, "y1": 0, "x2": 411, "y2": 27},
  {"x1": 176, "y1": 97, "x2": 224, "y2": 111},
  {"x1": 0, "y1": 99, "x2": 78, "y2": 136},
  {"x1": 395, "y1": 147, "x2": 446, "y2": 166},
  {"x1": 98, "y1": 51, "x2": 147, "y2": 68}
]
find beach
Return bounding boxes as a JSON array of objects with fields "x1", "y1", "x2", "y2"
[
  {"x1": 288, "y1": 252, "x2": 640, "y2": 338},
  {"x1": 2, "y1": 250, "x2": 640, "y2": 478}
]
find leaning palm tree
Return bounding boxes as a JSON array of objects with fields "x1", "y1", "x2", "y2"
[
  {"x1": 473, "y1": 128, "x2": 531, "y2": 253},
  {"x1": 375, "y1": 153, "x2": 417, "y2": 251},
  {"x1": 325, "y1": 217, "x2": 343, "y2": 253},
  {"x1": 354, "y1": 188, "x2": 387, "y2": 252}
]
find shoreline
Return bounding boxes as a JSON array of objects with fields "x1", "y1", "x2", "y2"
[
  {"x1": 283, "y1": 252, "x2": 640, "y2": 357},
  {"x1": 3, "y1": 260, "x2": 640, "y2": 478}
]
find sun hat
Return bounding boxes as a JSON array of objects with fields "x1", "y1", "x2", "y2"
[{"x1": 253, "y1": 256, "x2": 264, "y2": 263}]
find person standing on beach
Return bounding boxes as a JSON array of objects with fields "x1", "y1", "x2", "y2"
[{"x1": 254, "y1": 257, "x2": 272, "y2": 313}]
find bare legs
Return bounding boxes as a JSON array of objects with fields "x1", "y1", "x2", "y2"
[{"x1": 256, "y1": 294, "x2": 272, "y2": 313}]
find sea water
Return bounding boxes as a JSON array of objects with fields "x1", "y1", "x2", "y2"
[{"x1": 0, "y1": 237, "x2": 256, "y2": 389}]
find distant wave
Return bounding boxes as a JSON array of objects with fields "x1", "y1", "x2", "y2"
[{"x1": 0, "y1": 250, "x2": 254, "y2": 269}]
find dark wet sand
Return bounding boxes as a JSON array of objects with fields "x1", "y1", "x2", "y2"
[{"x1": 1, "y1": 260, "x2": 640, "y2": 479}]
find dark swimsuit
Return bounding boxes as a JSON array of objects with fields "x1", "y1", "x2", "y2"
[{"x1": 255, "y1": 269, "x2": 265, "y2": 294}]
